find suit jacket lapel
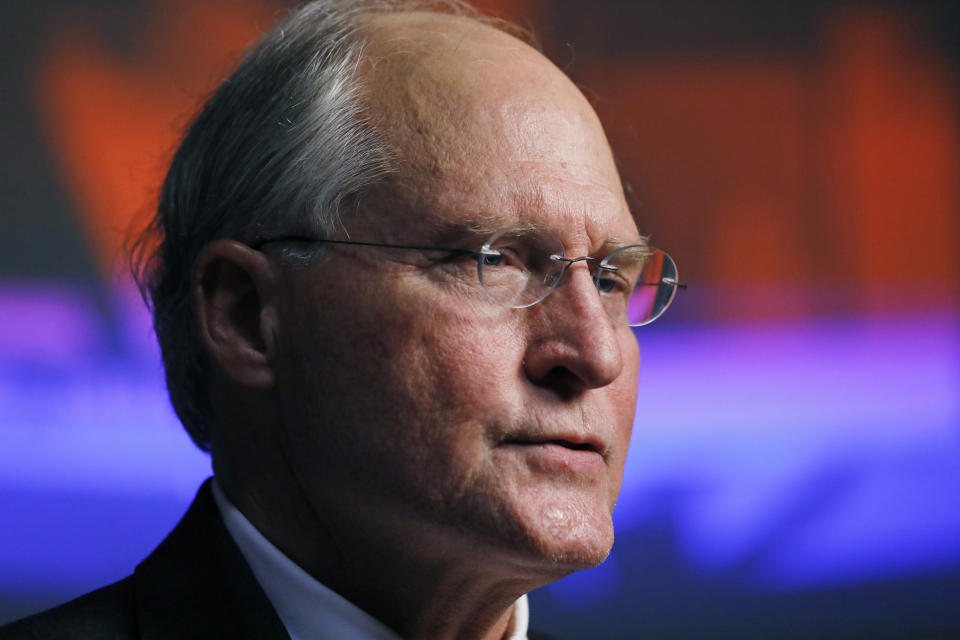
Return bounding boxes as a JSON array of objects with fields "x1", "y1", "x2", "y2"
[{"x1": 132, "y1": 478, "x2": 289, "y2": 640}]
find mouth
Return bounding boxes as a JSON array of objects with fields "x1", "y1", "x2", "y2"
[
  {"x1": 503, "y1": 434, "x2": 603, "y2": 452},
  {"x1": 501, "y1": 435, "x2": 606, "y2": 472},
  {"x1": 538, "y1": 439, "x2": 598, "y2": 452}
]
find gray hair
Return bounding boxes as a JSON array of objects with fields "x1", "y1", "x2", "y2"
[{"x1": 133, "y1": 0, "x2": 524, "y2": 451}]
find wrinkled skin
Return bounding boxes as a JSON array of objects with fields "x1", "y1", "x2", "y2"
[{"x1": 204, "y1": 12, "x2": 642, "y2": 640}]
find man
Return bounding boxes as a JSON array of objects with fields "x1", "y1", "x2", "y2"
[{"x1": 1, "y1": 0, "x2": 682, "y2": 638}]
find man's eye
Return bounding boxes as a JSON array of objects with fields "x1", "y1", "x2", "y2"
[
  {"x1": 480, "y1": 247, "x2": 529, "y2": 268},
  {"x1": 596, "y1": 270, "x2": 630, "y2": 296},
  {"x1": 596, "y1": 277, "x2": 615, "y2": 294},
  {"x1": 480, "y1": 252, "x2": 503, "y2": 267}
]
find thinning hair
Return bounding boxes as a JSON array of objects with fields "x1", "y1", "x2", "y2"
[{"x1": 132, "y1": 0, "x2": 530, "y2": 451}]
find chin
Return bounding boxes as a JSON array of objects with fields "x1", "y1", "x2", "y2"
[
  {"x1": 430, "y1": 464, "x2": 620, "y2": 576},
  {"x1": 492, "y1": 491, "x2": 617, "y2": 576},
  {"x1": 538, "y1": 503, "x2": 615, "y2": 569}
]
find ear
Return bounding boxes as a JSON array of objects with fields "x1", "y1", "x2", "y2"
[{"x1": 194, "y1": 239, "x2": 280, "y2": 388}]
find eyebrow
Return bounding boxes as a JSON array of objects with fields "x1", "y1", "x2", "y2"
[
  {"x1": 604, "y1": 234, "x2": 651, "y2": 251},
  {"x1": 424, "y1": 216, "x2": 537, "y2": 242},
  {"x1": 425, "y1": 217, "x2": 650, "y2": 252},
  {"x1": 464, "y1": 215, "x2": 531, "y2": 238}
]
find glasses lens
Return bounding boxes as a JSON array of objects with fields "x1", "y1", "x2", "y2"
[
  {"x1": 600, "y1": 246, "x2": 679, "y2": 326},
  {"x1": 478, "y1": 227, "x2": 565, "y2": 308}
]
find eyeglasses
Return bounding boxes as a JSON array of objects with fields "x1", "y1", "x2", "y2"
[{"x1": 253, "y1": 226, "x2": 686, "y2": 326}]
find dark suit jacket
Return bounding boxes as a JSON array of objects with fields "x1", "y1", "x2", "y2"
[
  {"x1": 0, "y1": 479, "x2": 287, "y2": 639},
  {"x1": 0, "y1": 480, "x2": 556, "y2": 640}
]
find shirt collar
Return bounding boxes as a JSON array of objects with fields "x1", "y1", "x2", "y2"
[{"x1": 211, "y1": 479, "x2": 529, "y2": 640}]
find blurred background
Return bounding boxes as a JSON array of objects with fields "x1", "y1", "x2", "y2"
[{"x1": 1, "y1": 0, "x2": 958, "y2": 637}]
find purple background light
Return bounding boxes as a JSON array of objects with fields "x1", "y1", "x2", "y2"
[{"x1": 2, "y1": 281, "x2": 958, "y2": 635}]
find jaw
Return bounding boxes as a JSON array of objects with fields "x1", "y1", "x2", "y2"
[{"x1": 434, "y1": 446, "x2": 620, "y2": 576}]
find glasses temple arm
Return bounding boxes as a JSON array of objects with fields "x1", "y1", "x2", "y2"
[{"x1": 253, "y1": 235, "x2": 485, "y2": 257}]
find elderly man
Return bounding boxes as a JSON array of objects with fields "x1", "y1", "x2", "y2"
[{"x1": 1, "y1": 0, "x2": 682, "y2": 638}]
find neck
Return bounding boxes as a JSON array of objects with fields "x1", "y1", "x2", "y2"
[
  {"x1": 307, "y1": 517, "x2": 531, "y2": 640},
  {"x1": 214, "y1": 463, "x2": 546, "y2": 640}
]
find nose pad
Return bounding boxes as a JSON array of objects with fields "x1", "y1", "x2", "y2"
[
  {"x1": 542, "y1": 254, "x2": 568, "y2": 289},
  {"x1": 544, "y1": 255, "x2": 602, "y2": 295}
]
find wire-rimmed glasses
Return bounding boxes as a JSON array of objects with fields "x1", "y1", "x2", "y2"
[{"x1": 253, "y1": 225, "x2": 685, "y2": 327}]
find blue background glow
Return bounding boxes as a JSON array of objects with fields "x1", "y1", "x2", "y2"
[{"x1": 2, "y1": 281, "x2": 957, "y2": 636}]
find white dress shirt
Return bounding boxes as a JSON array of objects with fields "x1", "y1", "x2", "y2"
[{"x1": 212, "y1": 480, "x2": 529, "y2": 640}]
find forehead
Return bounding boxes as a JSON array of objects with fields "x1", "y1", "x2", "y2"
[{"x1": 359, "y1": 13, "x2": 639, "y2": 249}]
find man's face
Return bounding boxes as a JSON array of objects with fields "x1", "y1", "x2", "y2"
[{"x1": 271, "y1": 16, "x2": 641, "y2": 575}]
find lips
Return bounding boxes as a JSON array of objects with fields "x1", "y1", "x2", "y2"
[
  {"x1": 533, "y1": 438, "x2": 596, "y2": 452},
  {"x1": 501, "y1": 434, "x2": 607, "y2": 473},
  {"x1": 503, "y1": 434, "x2": 605, "y2": 455}
]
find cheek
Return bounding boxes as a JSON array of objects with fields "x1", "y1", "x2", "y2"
[
  {"x1": 616, "y1": 330, "x2": 640, "y2": 413},
  {"x1": 285, "y1": 276, "x2": 523, "y2": 465},
  {"x1": 386, "y1": 302, "x2": 525, "y2": 445},
  {"x1": 603, "y1": 331, "x2": 640, "y2": 502}
]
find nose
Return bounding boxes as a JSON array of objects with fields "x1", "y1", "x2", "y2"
[{"x1": 522, "y1": 262, "x2": 625, "y2": 398}]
